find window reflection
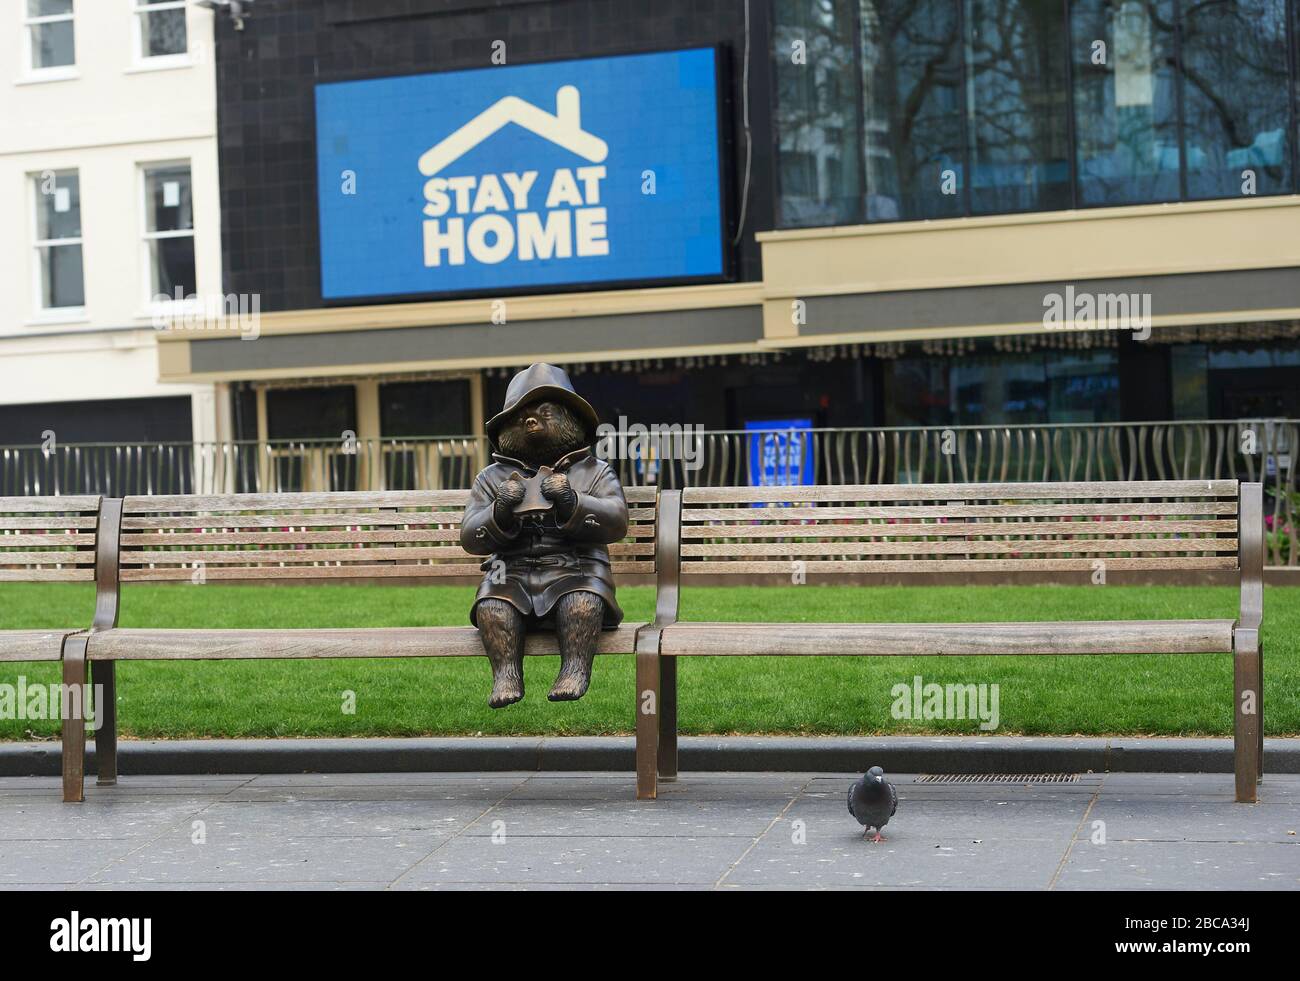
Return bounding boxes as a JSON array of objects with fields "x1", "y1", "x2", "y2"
[
  {"x1": 885, "y1": 346, "x2": 1121, "y2": 425},
  {"x1": 1072, "y1": 0, "x2": 1181, "y2": 205},
  {"x1": 773, "y1": 0, "x2": 1299, "y2": 224},
  {"x1": 1181, "y1": 0, "x2": 1292, "y2": 198},
  {"x1": 861, "y1": 0, "x2": 965, "y2": 220},
  {"x1": 774, "y1": 0, "x2": 864, "y2": 226},
  {"x1": 965, "y1": 0, "x2": 1071, "y2": 214}
]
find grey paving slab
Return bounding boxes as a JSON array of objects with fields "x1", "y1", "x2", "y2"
[
  {"x1": 1087, "y1": 798, "x2": 1300, "y2": 843},
  {"x1": 86, "y1": 833, "x2": 447, "y2": 885},
  {"x1": 0, "y1": 839, "x2": 143, "y2": 885},
  {"x1": 1056, "y1": 840, "x2": 1300, "y2": 890},
  {"x1": 0, "y1": 775, "x2": 252, "y2": 791},
  {"x1": 221, "y1": 783, "x2": 521, "y2": 803},
  {"x1": 1098, "y1": 772, "x2": 1300, "y2": 800},
  {"x1": 393, "y1": 834, "x2": 754, "y2": 887},
  {"x1": 242, "y1": 772, "x2": 534, "y2": 788},
  {"x1": 511, "y1": 773, "x2": 809, "y2": 800},
  {"x1": 726, "y1": 831, "x2": 1068, "y2": 889},
  {"x1": 392, "y1": 881, "x2": 710, "y2": 891},
  {"x1": 794, "y1": 794, "x2": 1091, "y2": 842},
  {"x1": 75, "y1": 880, "x2": 394, "y2": 891},
  {"x1": 190, "y1": 799, "x2": 492, "y2": 837},
  {"x1": 0, "y1": 771, "x2": 1297, "y2": 890},
  {"x1": 0, "y1": 797, "x2": 217, "y2": 840},
  {"x1": 460, "y1": 798, "x2": 783, "y2": 838}
]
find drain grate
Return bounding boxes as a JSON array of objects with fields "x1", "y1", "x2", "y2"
[{"x1": 918, "y1": 773, "x2": 1080, "y2": 784}]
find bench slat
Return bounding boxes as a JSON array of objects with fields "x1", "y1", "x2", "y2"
[
  {"x1": 121, "y1": 541, "x2": 656, "y2": 564},
  {"x1": 120, "y1": 559, "x2": 652, "y2": 581},
  {"x1": 122, "y1": 511, "x2": 465, "y2": 530},
  {"x1": 121, "y1": 522, "x2": 655, "y2": 546},
  {"x1": 0, "y1": 496, "x2": 100, "y2": 513},
  {"x1": 85, "y1": 624, "x2": 645, "y2": 660},
  {"x1": 681, "y1": 480, "x2": 1238, "y2": 503},
  {"x1": 120, "y1": 509, "x2": 657, "y2": 531},
  {"x1": 682, "y1": 537, "x2": 1237, "y2": 558},
  {"x1": 0, "y1": 532, "x2": 100, "y2": 547},
  {"x1": 0, "y1": 550, "x2": 99, "y2": 564},
  {"x1": 122, "y1": 491, "x2": 473, "y2": 512},
  {"x1": 683, "y1": 502, "x2": 1239, "y2": 520},
  {"x1": 122, "y1": 486, "x2": 658, "y2": 514},
  {"x1": 121, "y1": 563, "x2": 488, "y2": 580},
  {"x1": 681, "y1": 519, "x2": 1237, "y2": 539},
  {"x1": 0, "y1": 568, "x2": 96, "y2": 581},
  {"x1": 0, "y1": 629, "x2": 78, "y2": 661},
  {"x1": 0, "y1": 515, "x2": 99, "y2": 530},
  {"x1": 679, "y1": 556, "x2": 1239, "y2": 573},
  {"x1": 658, "y1": 619, "x2": 1236, "y2": 656}
]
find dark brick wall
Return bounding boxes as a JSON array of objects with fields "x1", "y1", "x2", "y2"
[{"x1": 214, "y1": 0, "x2": 774, "y2": 312}]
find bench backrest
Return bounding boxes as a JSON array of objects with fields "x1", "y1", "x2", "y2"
[
  {"x1": 0, "y1": 496, "x2": 101, "y2": 582},
  {"x1": 117, "y1": 488, "x2": 658, "y2": 582},
  {"x1": 675, "y1": 480, "x2": 1246, "y2": 576}
]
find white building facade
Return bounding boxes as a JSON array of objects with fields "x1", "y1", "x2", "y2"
[{"x1": 0, "y1": 0, "x2": 225, "y2": 459}]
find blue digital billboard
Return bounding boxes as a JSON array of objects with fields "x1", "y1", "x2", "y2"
[{"x1": 314, "y1": 48, "x2": 725, "y2": 301}]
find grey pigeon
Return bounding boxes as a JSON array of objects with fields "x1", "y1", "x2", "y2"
[{"x1": 848, "y1": 765, "x2": 897, "y2": 842}]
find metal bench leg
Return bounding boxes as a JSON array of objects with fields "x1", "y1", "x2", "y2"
[
  {"x1": 62, "y1": 637, "x2": 88, "y2": 803},
  {"x1": 658, "y1": 656, "x2": 678, "y2": 782},
  {"x1": 1257, "y1": 641, "x2": 1264, "y2": 783},
  {"x1": 1233, "y1": 640, "x2": 1260, "y2": 804},
  {"x1": 635, "y1": 649, "x2": 659, "y2": 800},
  {"x1": 94, "y1": 659, "x2": 118, "y2": 786}
]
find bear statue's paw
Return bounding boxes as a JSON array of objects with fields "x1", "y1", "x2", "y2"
[
  {"x1": 488, "y1": 671, "x2": 525, "y2": 709},
  {"x1": 547, "y1": 662, "x2": 592, "y2": 702}
]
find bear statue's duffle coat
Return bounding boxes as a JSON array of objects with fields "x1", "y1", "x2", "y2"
[{"x1": 461, "y1": 446, "x2": 628, "y2": 628}]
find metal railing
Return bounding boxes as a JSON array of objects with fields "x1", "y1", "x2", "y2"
[{"x1": 2, "y1": 419, "x2": 1295, "y2": 565}]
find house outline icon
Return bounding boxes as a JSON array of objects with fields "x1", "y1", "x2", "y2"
[{"x1": 418, "y1": 84, "x2": 609, "y2": 178}]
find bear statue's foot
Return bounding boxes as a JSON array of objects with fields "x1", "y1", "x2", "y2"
[
  {"x1": 549, "y1": 591, "x2": 603, "y2": 702},
  {"x1": 547, "y1": 652, "x2": 594, "y2": 701},
  {"x1": 477, "y1": 598, "x2": 526, "y2": 709},
  {"x1": 488, "y1": 668, "x2": 525, "y2": 708}
]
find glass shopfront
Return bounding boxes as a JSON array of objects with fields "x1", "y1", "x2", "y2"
[
  {"x1": 884, "y1": 344, "x2": 1122, "y2": 425},
  {"x1": 774, "y1": 0, "x2": 1298, "y2": 226}
]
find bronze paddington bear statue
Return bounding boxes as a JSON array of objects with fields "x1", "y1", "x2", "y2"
[{"x1": 461, "y1": 364, "x2": 628, "y2": 707}]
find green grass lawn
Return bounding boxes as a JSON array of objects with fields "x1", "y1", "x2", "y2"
[{"x1": 0, "y1": 582, "x2": 1295, "y2": 740}]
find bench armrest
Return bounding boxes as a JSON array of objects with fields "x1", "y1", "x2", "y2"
[{"x1": 1237, "y1": 482, "x2": 1264, "y2": 644}]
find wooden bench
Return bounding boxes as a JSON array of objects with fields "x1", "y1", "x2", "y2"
[
  {"x1": 633, "y1": 480, "x2": 1264, "y2": 803},
  {"x1": 56, "y1": 488, "x2": 657, "y2": 802},
  {"x1": 0, "y1": 495, "x2": 104, "y2": 662},
  {"x1": 0, "y1": 496, "x2": 105, "y2": 791},
  {"x1": 0, "y1": 481, "x2": 1264, "y2": 804}
]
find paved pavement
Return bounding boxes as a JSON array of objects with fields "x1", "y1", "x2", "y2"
[{"x1": 2, "y1": 772, "x2": 1298, "y2": 890}]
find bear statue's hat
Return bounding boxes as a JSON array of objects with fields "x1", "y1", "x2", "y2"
[{"x1": 486, "y1": 363, "x2": 600, "y2": 451}]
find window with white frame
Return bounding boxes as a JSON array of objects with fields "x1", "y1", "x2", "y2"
[
  {"x1": 24, "y1": 0, "x2": 75, "y2": 73},
  {"x1": 143, "y1": 163, "x2": 195, "y2": 303},
  {"x1": 133, "y1": 0, "x2": 187, "y2": 61},
  {"x1": 32, "y1": 169, "x2": 85, "y2": 311}
]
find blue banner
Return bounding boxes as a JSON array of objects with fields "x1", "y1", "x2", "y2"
[
  {"x1": 315, "y1": 48, "x2": 725, "y2": 300},
  {"x1": 746, "y1": 419, "x2": 814, "y2": 496}
]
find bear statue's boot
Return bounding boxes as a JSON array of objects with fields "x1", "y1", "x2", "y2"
[
  {"x1": 476, "y1": 598, "x2": 526, "y2": 708},
  {"x1": 549, "y1": 591, "x2": 603, "y2": 701}
]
